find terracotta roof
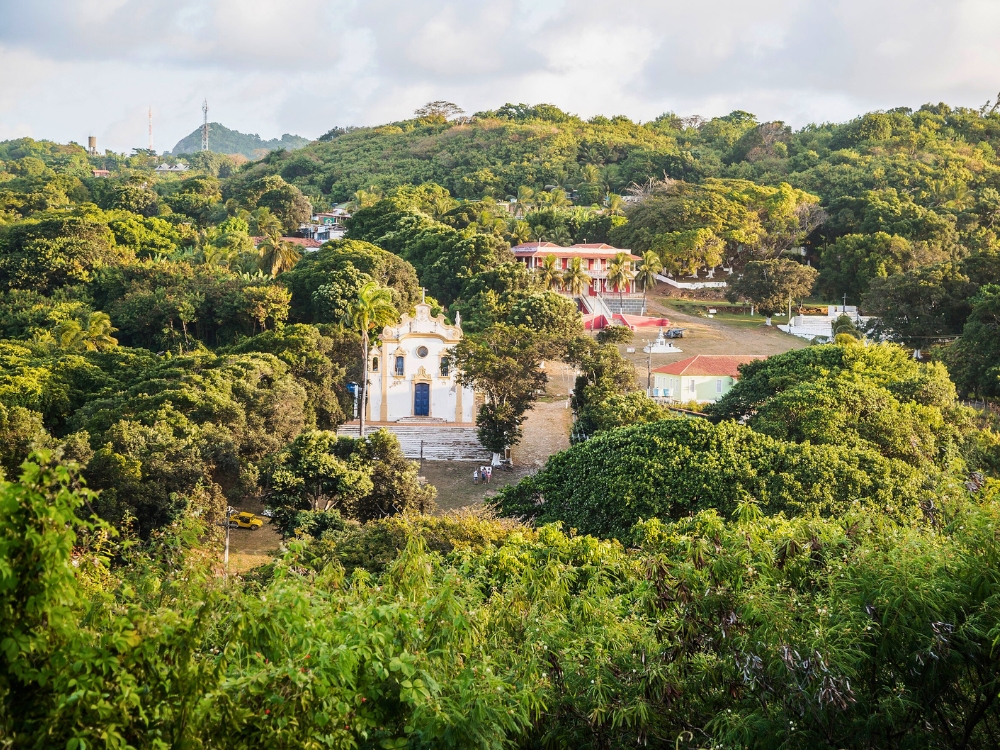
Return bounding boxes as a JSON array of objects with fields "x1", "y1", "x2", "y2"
[
  {"x1": 511, "y1": 242, "x2": 640, "y2": 260},
  {"x1": 652, "y1": 355, "x2": 767, "y2": 379}
]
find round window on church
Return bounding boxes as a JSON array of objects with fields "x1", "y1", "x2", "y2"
[{"x1": 415, "y1": 346, "x2": 429, "y2": 358}]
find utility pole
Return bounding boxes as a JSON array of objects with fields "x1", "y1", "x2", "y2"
[
  {"x1": 842, "y1": 293, "x2": 847, "y2": 313},
  {"x1": 148, "y1": 105, "x2": 153, "y2": 152},
  {"x1": 201, "y1": 99, "x2": 210, "y2": 151}
]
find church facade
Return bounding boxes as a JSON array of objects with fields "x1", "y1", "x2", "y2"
[{"x1": 367, "y1": 302, "x2": 475, "y2": 424}]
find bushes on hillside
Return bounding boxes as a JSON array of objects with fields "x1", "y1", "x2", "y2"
[
  {"x1": 497, "y1": 418, "x2": 924, "y2": 539},
  {"x1": 5, "y1": 455, "x2": 1000, "y2": 748}
]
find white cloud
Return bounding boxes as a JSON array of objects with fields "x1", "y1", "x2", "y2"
[{"x1": 0, "y1": 0, "x2": 998, "y2": 152}]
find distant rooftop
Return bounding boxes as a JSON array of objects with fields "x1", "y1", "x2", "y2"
[
  {"x1": 652, "y1": 355, "x2": 767, "y2": 379},
  {"x1": 511, "y1": 242, "x2": 639, "y2": 259}
]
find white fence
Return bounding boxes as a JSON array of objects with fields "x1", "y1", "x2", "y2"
[{"x1": 655, "y1": 273, "x2": 727, "y2": 290}]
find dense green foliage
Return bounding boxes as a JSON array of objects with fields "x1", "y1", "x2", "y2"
[{"x1": 5, "y1": 457, "x2": 1000, "y2": 747}]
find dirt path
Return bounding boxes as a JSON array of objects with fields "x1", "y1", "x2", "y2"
[{"x1": 423, "y1": 364, "x2": 574, "y2": 512}]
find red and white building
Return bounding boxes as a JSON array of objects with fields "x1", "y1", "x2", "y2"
[{"x1": 510, "y1": 242, "x2": 640, "y2": 296}]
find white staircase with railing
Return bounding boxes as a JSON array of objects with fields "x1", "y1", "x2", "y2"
[
  {"x1": 336, "y1": 423, "x2": 490, "y2": 461},
  {"x1": 581, "y1": 293, "x2": 615, "y2": 319}
]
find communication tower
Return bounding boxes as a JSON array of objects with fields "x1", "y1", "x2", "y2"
[
  {"x1": 148, "y1": 106, "x2": 154, "y2": 152},
  {"x1": 201, "y1": 99, "x2": 210, "y2": 151}
]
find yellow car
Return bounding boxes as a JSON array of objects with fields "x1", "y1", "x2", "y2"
[{"x1": 231, "y1": 512, "x2": 264, "y2": 530}]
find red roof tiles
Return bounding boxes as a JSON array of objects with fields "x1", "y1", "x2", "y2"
[
  {"x1": 511, "y1": 241, "x2": 639, "y2": 260},
  {"x1": 652, "y1": 355, "x2": 767, "y2": 379}
]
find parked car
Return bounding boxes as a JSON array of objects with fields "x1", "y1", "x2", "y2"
[{"x1": 232, "y1": 511, "x2": 264, "y2": 529}]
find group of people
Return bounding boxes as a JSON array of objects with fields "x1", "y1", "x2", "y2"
[{"x1": 473, "y1": 465, "x2": 493, "y2": 484}]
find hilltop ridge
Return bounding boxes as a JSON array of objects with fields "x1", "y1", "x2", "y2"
[{"x1": 171, "y1": 122, "x2": 311, "y2": 159}]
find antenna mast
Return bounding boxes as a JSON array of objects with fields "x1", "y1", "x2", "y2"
[
  {"x1": 148, "y1": 105, "x2": 153, "y2": 152},
  {"x1": 201, "y1": 99, "x2": 210, "y2": 151}
]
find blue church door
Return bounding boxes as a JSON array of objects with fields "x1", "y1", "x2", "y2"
[{"x1": 414, "y1": 382, "x2": 430, "y2": 416}]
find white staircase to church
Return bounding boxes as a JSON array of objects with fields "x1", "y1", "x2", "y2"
[{"x1": 336, "y1": 423, "x2": 490, "y2": 461}]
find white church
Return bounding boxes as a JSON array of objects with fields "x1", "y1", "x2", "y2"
[{"x1": 366, "y1": 302, "x2": 476, "y2": 424}]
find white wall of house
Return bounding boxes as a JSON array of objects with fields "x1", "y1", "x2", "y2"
[{"x1": 651, "y1": 374, "x2": 737, "y2": 403}]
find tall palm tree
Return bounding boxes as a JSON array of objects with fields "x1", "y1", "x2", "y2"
[
  {"x1": 344, "y1": 281, "x2": 398, "y2": 436},
  {"x1": 516, "y1": 185, "x2": 535, "y2": 216},
  {"x1": 608, "y1": 252, "x2": 636, "y2": 310},
  {"x1": 580, "y1": 163, "x2": 601, "y2": 185},
  {"x1": 538, "y1": 254, "x2": 563, "y2": 291},
  {"x1": 635, "y1": 250, "x2": 663, "y2": 313},
  {"x1": 257, "y1": 234, "x2": 302, "y2": 277},
  {"x1": 563, "y1": 257, "x2": 590, "y2": 297}
]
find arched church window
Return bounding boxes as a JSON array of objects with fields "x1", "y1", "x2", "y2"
[
  {"x1": 440, "y1": 358, "x2": 450, "y2": 376},
  {"x1": 371, "y1": 356, "x2": 379, "y2": 372},
  {"x1": 394, "y1": 356, "x2": 405, "y2": 376}
]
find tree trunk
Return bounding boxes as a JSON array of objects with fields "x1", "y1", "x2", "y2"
[
  {"x1": 359, "y1": 332, "x2": 368, "y2": 438},
  {"x1": 765, "y1": 315, "x2": 772, "y2": 326}
]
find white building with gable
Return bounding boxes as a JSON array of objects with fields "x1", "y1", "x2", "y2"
[{"x1": 367, "y1": 302, "x2": 475, "y2": 424}]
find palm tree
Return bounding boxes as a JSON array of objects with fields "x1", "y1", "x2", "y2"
[
  {"x1": 509, "y1": 220, "x2": 533, "y2": 246},
  {"x1": 580, "y1": 164, "x2": 601, "y2": 185},
  {"x1": 546, "y1": 225, "x2": 573, "y2": 246},
  {"x1": 257, "y1": 234, "x2": 302, "y2": 277},
  {"x1": 344, "y1": 281, "x2": 398, "y2": 436},
  {"x1": 54, "y1": 312, "x2": 118, "y2": 352},
  {"x1": 608, "y1": 252, "x2": 636, "y2": 310},
  {"x1": 635, "y1": 250, "x2": 663, "y2": 313},
  {"x1": 431, "y1": 196, "x2": 457, "y2": 219},
  {"x1": 604, "y1": 193, "x2": 625, "y2": 216},
  {"x1": 546, "y1": 188, "x2": 570, "y2": 209},
  {"x1": 563, "y1": 257, "x2": 590, "y2": 297},
  {"x1": 250, "y1": 208, "x2": 283, "y2": 238},
  {"x1": 538, "y1": 254, "x2": 563, "y2": 291},
  {"x1": 516, "y1": 186, "x2": 535, "y2": 216},
  {"x1": 348, "y1": 187, "x2": 382, "y2": 212},
  {"x1": 201, "y1": 243, "x2": 234, "y2": 268}
]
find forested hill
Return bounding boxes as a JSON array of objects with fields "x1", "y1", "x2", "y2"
[
  {"x1": 232, "y1": 101, "x2": 1000, "y2": 209},
  {"x1": 171, "y1": 122, "x2": 311, "y2": 158}
]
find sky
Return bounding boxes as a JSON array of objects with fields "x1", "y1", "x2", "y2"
[{"x1": 1, "y1": 0, "x2": 1000, "y2": 153}]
